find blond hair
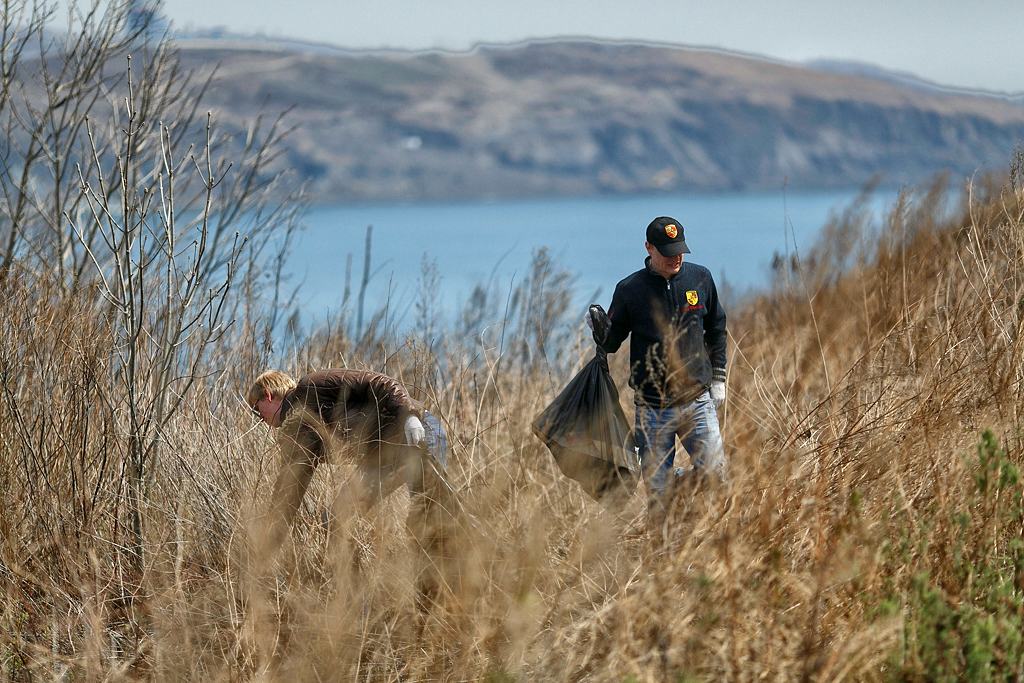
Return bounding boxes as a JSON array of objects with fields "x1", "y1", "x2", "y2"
[{"x1": 247, "y1": 370, "x2": 297, "y2": 407}]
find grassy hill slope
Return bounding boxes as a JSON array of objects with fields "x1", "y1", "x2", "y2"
[{"x1": 4, "y1": 156, "x2": 1024, "y2": 678}]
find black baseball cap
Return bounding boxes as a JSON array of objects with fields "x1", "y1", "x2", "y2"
[{"x1": 646, "y1": 216, "x2": 690, "y2": 256}]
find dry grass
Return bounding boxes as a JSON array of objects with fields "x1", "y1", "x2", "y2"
[{"x1": 4, "y1": 157, "x2": 1024, "y2": 682}]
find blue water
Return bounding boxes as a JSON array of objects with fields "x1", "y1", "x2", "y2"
[{"x1": 291, "y1": 188, "x2": 897, "y2": 325}]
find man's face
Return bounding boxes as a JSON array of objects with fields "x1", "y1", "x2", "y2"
[
  {"x1": 253, "y1": 391, "x2": 284, "y2": 428},
  {"x1": 646, "y1": 241, "x2": 683, "y2": 278}
]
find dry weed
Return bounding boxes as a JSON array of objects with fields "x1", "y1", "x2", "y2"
[{"x1": 5, "y1": 156, "x2": 1024, "y2": 681}]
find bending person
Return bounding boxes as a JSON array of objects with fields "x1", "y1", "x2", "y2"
[{"x1": 248, "y1": 368, "x2": 452, "y2": 607}]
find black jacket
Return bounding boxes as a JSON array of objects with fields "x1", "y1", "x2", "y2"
[{"x1": 602, "y1": 258, "x2": 727, "y2": 407}]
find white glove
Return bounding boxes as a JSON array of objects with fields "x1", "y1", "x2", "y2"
[
  {"x1": 711, "y1": 381, "x2": 726, "y2": 408},
  {"x1": 404, "y1": 415, "x2": 425, "y2": 446},
  {"x1": 584, "y1": 308, "x2": 594, "y2": 330}
]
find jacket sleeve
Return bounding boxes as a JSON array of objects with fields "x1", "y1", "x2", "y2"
[
  {"x1": 704, "y1": 278, "x2": 728, "y2": 382},
  {"x1": 367, "y1": 373, "x2": 424, "y2": 420},
  {"x1": 336, "y1": 373, "x2": 424, "y2": 446},
  {"x1": 601, "y1": 282, "x2": 632, "y2": 353}
]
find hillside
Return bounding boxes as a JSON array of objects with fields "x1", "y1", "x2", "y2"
[{"x1": 177, "y1": 38, "x2": 1024, "y2": 202}]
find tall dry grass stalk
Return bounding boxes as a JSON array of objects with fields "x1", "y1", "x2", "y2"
[{"x1": 5, "y1": 151, "x2": 1024, "y2": 682}]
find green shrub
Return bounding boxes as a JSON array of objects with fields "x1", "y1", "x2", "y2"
[{"x1": 896, "y1": 431, "x2": 1024, "y2": 681}]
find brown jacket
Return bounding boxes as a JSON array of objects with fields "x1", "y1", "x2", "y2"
[
  {"x1": 279, "y1": 369, "x2": 424, "y2": 458},
  {"x1": 267, "y1": 369, "x2": 426, "y2": 537}
]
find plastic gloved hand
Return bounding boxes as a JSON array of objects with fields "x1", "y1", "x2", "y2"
[
  {"x1": 404, "y1": 415, "x2": 425, "y2": 446},
  {"x1": 584, "y1": 308, "x2": 594, "y2": 330},
  {"x1": 711, "y1": 381, "x2": 726, "y2": 408}
]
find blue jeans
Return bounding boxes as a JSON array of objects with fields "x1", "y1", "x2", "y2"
[
  {"x1": 634, "y1": 391, "x2": 725, "y2": 493},
  {"x1": 422, "y1": 410, "x2": 448, "y2": 471}
]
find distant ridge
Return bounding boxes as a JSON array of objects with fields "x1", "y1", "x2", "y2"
[
  {"x1": 805, "y1": 59, "x2": 1024, "y2": 102},
  {"x1": 175, "y1": 36, "x2": 1024, "y2": 203},
  {"x1": 176, "y1": 30, "x2": 805, "y2": 61},
  {"x1": 175, "y1": 31, "x2": 1017, "y2": 99}
]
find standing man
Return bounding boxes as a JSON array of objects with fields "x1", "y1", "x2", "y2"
[
  {"x1": 248, "y1": 368, "x2": 452, "y2": 607},
  {"x1": 589, "y1": 216, "x2": 728, "y2": 497}
]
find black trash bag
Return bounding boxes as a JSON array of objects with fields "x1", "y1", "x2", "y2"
[{"x1": 533, "y1": 304, "x2": 639, "y2": 500}]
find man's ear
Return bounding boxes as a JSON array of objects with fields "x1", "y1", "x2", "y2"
[{"x1": 264, "y1": 389, "x2": 273, "y2": 403}]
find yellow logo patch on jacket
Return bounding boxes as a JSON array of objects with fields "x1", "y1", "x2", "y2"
[{"x1": 686, "y1": 290, "x2": 699, "y2": 306}]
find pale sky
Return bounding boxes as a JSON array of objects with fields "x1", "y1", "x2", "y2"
[{"x1": 159, "y1": 0, "x2": 1024, "y2": 95}]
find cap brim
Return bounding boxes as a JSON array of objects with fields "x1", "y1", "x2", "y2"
[{"x1": 656, "y1": 240, "x2": 690, "y2": 256}]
